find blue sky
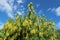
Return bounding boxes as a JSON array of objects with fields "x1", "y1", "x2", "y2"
[{"x1": 0, "y1": 0, "x2": 60, "y2": 29}]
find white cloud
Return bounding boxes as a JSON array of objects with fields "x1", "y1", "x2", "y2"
[
  {"x1": 17, "y1": 11, "x2": 22, "y2": 15},
  {"x1": 17, "y1": 5, "x2": 25, "y2": 15},
  {"x1": 55, "y1": 7, "x2": 60, "y2": 16},
  {"x1": 47, "y1": 8, "x2": 51, "y2": 11},
  {"x1": 38, "y1": 10, "x2": 43, "y2": 14},
  {"x1": 47, "y1": 7, "x2": 60, "y2": 16},
  {"x1": 51, "y1": 8, "x2": 55, "y2": 12},
  {"x1": 17, "y1": 0, "x2": 23, "y2": 4},
  {"x1": 47, "y1": 8, "x2": 55, "y2": 12},
  {"x1": 8, "y1": 0, "x2": 14, "y2": 6},
  {"x1": 37, "y1": 10, "x2": 43, "y2": 15},
  {"x1": 0, "y1": 0, "x2": 14, "y2": 18},
  {"x1": 0, "y1": 0, "x2": 25, "y2": 18},
  {"x1": 8, "y1": 13, "x2": 14, "y2": 18},
  {"x1": 20, "y1": 5, "x2": 25, "y2": 11},
  {"x1": 0, "y1": 22, "x2": 3, "y2": 29},
  {"x1": 21, "y1": 5, "x2": 23, "y2": 7},
  {"x1": 56, "y1": 22, "x2": 60, "y2": 29},
  {"x1": 13, "y1": 5, "x2": 17, "y2": 10},
  {"x1": 0, "y1": 25, "x2": 2, "y2": 29},
  {"x1": 36, "y1": 4, "x2": 40, "y2": 8}
]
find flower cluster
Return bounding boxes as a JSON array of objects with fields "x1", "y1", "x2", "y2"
[{"x1": 0, "y1": 2, "x2": 57, "y2": 40}]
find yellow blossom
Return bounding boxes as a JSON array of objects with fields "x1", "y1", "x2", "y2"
[
  {"x1": 39, "y1": 32, "x2": 43, "y2": 36},
  {"x1": 34, "y1": 22, "x2": 38, "y2": 26},
  {"x1": 6, "y1": 32, "x2": 9, "y2": 36},
  {"x1": 23, "y1": 20, "x2": 28, "y2": 27},
  {"x1": 44, "y1": 31, "x2": 48, "y2": 35},
  {"x1": 0, "y1": 38, "x2": 3, "y2": 40},
  {"x1": 12, "y1": 26, "x2": 17, "y2": 31},
  {"x1": 30, "y1": 29, "x2": 37, "y2": 34},
  {"x1": 47, "y1": 27, "x2": 51, "y2": 31},
  {"x1": 43, "y1": 22, "x2": 47, "y2": 26},
  {"x1": 50, "y1": 36, "x2": 54, "y2": 40},
  {"x1": 48, "y1": 21, "x2": 54, "y2": 25},
  {"x1": 28, "y1": 20, "x2": 32, "y2": 25},
  {"x1": 6, "y1": 21, "x2": 10, "y2": 25}
]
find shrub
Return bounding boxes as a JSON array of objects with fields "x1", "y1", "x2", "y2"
[{"x1": 0, "y1": 2, "x2": 57, "y2": 40}]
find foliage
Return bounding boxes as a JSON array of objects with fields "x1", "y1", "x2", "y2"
[
  {"x1": 57, "y1": 30, "x2": 60, "y2": 40},
  {"x1": 0, "y1": 2, "x2": 57, "y2": 40}
]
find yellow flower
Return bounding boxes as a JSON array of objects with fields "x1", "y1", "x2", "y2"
[
  {"x1": 12, "y1": 26, "x2": 17, "y2": 31},
  {"x1": 39, "y1": 26, "x2": 42, "y2": 29},
  {"x1": 39, "y1": 32, "x2": 43, "y2": 36},
  {"x1": 54, "y1": 34, "x2": 56, "y2": 37},
  {"x1": 50, "y1": 36, "x2": 54, "y2": 40},
  {"x1": 30, "y1": 29, "x2": 37, "y2": 34},
  {"x1": 28, "y1": 20, "x2": 32, "y2": 25},
  {"x1": 8, "y1": 23, "x2": 12, "y2": 28},
  {"x1": 30, "y1": 15, "x2": 32, "y2": 18},
  {"x1": 51, "y1": 26, "x2": 54, "y2": 29},
  {"x1": 6, "y1": 21, "x2": 10, "y2": 25},
  {"x1": 23, "y1": 20, "x2": 32, "y2": 27},
  {"x1": 23, "y1": 22, "x2": 26, "y2": 26},
  {"x1": 47, "y1": 27, "x2": 51, "y2": 31},
  {"x1": 16, "y1": 15, "x2": 20, "y2": 21},
  {"x1": 0, "y1": 38, "x2": 3, "y2": 40},
  {"x1": 43, "y1": 22, "x2": 47, "y2": 26},
  {"x1": 48, "y1": 21, "x2": 54, "y2": 25},
  {"x1": 23, "y1": 20, "x2": 28, "y2": 26},
  {"x1": 39, "y1": 25, "x2": 43, "y2": 30},
  {"x1": 44, "y1": 31, "x2": 48, "y2": 35},
  {"x1": 25, "y1": 20, "x2": 28, "y2": 23},
  {"x1": 6, "y1": 32, "x2": 9, "y2": 36},
  {"x1": 8, "y1": 23, "x2": 17, "y2": 31},
  {"x1": 34, "y1": 22, "x2": 38, "y2": 26}
]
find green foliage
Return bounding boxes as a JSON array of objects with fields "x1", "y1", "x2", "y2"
[{"x1": 0, "y1": 2, "x2": 57, "y2": 40}]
